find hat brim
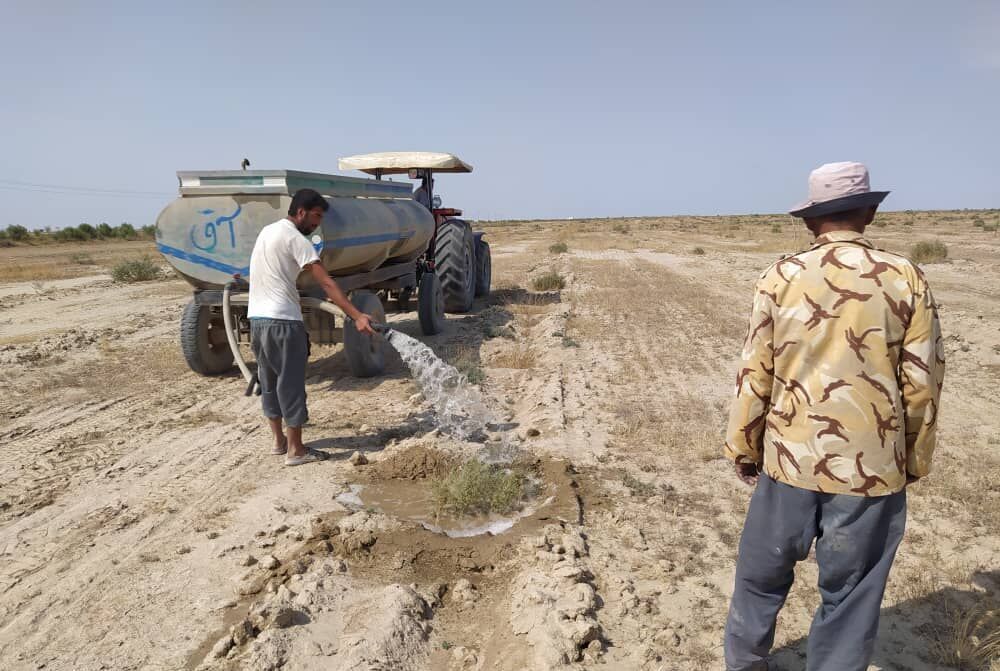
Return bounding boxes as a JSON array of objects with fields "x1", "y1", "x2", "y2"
[{"x1": 789, "y1": 191, "x2": 890, "y2": 218}]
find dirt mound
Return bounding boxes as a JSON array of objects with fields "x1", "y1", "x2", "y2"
[{"x1": 368, "y1": 444, "x2": 458, "y2": 481}]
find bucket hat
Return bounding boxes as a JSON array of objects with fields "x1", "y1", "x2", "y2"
[{"x1": 789, "y1": 161, "x2": 889, "y2": 218}]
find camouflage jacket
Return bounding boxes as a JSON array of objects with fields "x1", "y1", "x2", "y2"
[{"x1": 725, "y1": 231, "x2": 945, "y2": 496}]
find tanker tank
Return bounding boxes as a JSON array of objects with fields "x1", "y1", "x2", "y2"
[{"x1": 154, "y1": 169, "x2": 435, "y2": 290}]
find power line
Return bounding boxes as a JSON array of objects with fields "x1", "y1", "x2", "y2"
[{"x1": 0, "y1": 179, "x2": 174, "y2": 199}]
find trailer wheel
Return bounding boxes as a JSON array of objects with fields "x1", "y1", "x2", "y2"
[
  {"x1": 418, "y1": 271, "x2": 446, "y2": 335},
  {"x1": 474, "y1": 239, "x2": 491, "y2": 297},
  {"x1": 344, "y1": 291, "x2": 386, "y2": 378},
  {"x1": 180, "y1": 299, "x2": 234, "y2": 376},
  {"x1": 436, "y1": 219, "x2": 475, "y2": 313}
]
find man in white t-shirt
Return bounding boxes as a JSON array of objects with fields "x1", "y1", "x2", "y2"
[{"x1": 248, "y1": 188, "x2": 375, "y2": 466}]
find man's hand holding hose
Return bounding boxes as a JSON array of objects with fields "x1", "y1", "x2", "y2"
[{"x1": 307, "y1": 262, "x2": 377, "y2": 335}]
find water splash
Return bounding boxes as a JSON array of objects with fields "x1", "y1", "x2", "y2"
[{"x1": 384, "y1": 330, "x2": 520, "y2": 462}]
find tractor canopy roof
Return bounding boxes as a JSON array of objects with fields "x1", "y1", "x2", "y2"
[{"x1": 338, "y1": 151, "x2": 473, "y2": 175}]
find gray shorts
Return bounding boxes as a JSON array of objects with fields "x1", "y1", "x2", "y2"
[{"x1": 250, "y1": 318, "x2": 309, "y2": 427}]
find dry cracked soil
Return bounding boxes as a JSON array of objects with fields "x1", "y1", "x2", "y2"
[{"x1": 1, "y1": 212, "x2": 998, "y2": 670}]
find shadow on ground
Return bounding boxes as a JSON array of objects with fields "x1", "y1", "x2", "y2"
[{"x1": 770, "y1": 570, "x2": 1000, "y2": 670}]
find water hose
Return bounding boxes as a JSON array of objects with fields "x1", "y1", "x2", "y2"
[
  {"x1": 222, "y1": 280, "x2": 253, "y2": 385},
  {"x1": 222, "y1": 288, "x2": 391, "y2": 396}
]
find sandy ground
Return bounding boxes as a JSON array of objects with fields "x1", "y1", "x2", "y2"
[{"x1": 1, "y1": 212, "x2": 998, "y2": 670}]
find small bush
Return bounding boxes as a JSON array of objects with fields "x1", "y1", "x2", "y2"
[
  {"x1": 903, "y1": 219, "x2": 914, "y2": 227},
  {"x1": 111, "y1": 257, "x2": 161, "y2": 282},
  {"x1": 532, "y1": 271, "x2": 565, "y2": 291},
  {"x1": 871, "y1": 217, "x2": 888, "y2": 227},
  {"x1": 76, "y1": 223, "x2": 97, "y2": 239},
  {"x1": 431, "y1": 460, "x2": 531, "y2": 515},
  {"x1": 612, "y1": 223, "x2": 630, "y2": 234},
  {"x1": 6, "y1": 224, "x2": 29, "y2": 241},
  {"x1": 97, "y1": 222, "x2": 114, "y2": 238},
  {"x1": 70, "y1": 253, "x2": 96, "y2": 265},
  {"x1": 115, "y1": 223, "x2": 137, "y2": 239},
  {"x1": 771, "y1": 224, "x2": 782, "y2": 234},
  {"x1": 909, "y1": 240, "x2": 948, "y2": 264},
  {"x1": 548, "y1": 242, "x2": 569, "y2": 254},
  {"x1": 692, "y1": 247, "x2": 706, "y2": 255},
  {"x1": 983, "y1": 224, "x2": 998, "y2": 233}
]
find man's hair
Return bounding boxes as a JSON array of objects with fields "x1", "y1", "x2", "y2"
[
  {"x1": 288, "y1": 188, "x2": 329, "y2": 216},
  {"x1": 821, "y1": 206, "x2": 869, "y2": 223}
]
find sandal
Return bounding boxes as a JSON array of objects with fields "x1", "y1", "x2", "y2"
[
  {"x1": 284, "y1": 449, "x2": 328, "y2": 467},
  {"x1": 271, "y1": 437, "x2": 288, "y2": 455}
]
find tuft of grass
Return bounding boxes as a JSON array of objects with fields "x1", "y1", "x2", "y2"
[
  {"x1": 910, "y1": 240, "x2": 948, "y2": 264},
  {"x1": 490, "y1": 345, "x2": 537, "y2": 369},
  {"x1": 110, "y1": 256, "x2": 161, "y2": 283},
  {"x1": 771, "y1": 224, "x2": 782, "y2": 234},
  {"x1": 532, "y1": 271, "x2": 565, "y2": 292},
  {"x1": 692, "y1": 247, "x2": 706, "y2": 255},
  {"x1": 70, "y1": 253, "x2": 96, "y2": 265},
  {"x1": 548, "y1": 241, "x2": 569, "y2": 254},
  {"x1": 927, "y1": 602, "x2": 1000, "y2": 670},
  {"x1": 621, "y1": 472, "x2": 656, "y2": 498},
  {"x1": 612, "y1": 223, "x2": 630, "y2": 234},
  {"x1": 431, "y1": 460, "x2": 531, "y2": 516}
]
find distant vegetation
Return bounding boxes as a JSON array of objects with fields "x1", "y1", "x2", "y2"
[
  {"x1": 910, "y1": 240, "x2": 948, "y2": 264},
  {"x1": 548, "y1": 241, "x2": 569, "y2": 254},
  {"x1": 111, "y1": 257, "x2": 162, "y2": 283},
  {"x1": 0, "y1": 222, "x2": 155, "y2": 245}
]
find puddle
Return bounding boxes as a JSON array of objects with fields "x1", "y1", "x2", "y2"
[{"x1": 336, "y1": 480, "x2": 554, "y2": 538}]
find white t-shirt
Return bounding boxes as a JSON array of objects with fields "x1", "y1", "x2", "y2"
[{"x1": 247, "y1": 218, "x2": 321, "y2": 321}]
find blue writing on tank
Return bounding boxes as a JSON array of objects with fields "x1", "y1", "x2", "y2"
[{"x1": 189, "y1": 205, "x2": 243, "y2": 252}]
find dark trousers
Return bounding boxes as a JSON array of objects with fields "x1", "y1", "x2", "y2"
[
  {"x1": 250, "y1": 318, "x2": 309, "y2": 427},
  {"x1": 724, "y1": 474, "x2": 906, "y2": 671}
]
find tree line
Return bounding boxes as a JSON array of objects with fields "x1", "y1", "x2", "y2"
[{"x1": 0, "y1": 222, "x2": 156, "y2": 244}]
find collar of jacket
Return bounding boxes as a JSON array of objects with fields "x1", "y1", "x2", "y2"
[{"x1": 810, "y1": 230, "x2": 875, "y2": 250}]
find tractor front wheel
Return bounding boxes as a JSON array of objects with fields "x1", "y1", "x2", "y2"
[{"x1": 418, "y1": 271, "x2": 446, "y2": 335}]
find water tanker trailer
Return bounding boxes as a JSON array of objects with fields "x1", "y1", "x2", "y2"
[{"x1": 154, "y1": 152, "x2": 491, "y2": 379}]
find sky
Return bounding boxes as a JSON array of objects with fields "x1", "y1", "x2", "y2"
[{"x1": 1, "y1": 0, "x2": 998, "y2": 228}]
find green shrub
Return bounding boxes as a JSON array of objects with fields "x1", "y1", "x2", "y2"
[
  {"x1": 115, "y1": 223, "x2": 137, "y2": 239},
  {"x1": 548, "y1": 241, "x2": 569, "y2": 254},
  {"x1": 54, "y1": 226, "x2": 88, "y2": 242},
  {"x1": 140, "y1": 224, "x2": 156, "y2": 238},
  {"x1": 6, "y1": 224, "x2": 29, "y2": 241},
  {"x1": 909, "y1": 240, "x2": 948, "y2": 264},
  {"x1": 111, "y1": 256, "x2": 161, "y2": 282},
  {"x1": 692, "y1": 247, "x2": 706, "y2": 255},
  {"x1": 431, "y1": 460, "x2": 531, "y2": 515},
  {"x1": 983, "y1": 224, "x2": 997, "y2": 233},
  {"x1": 97, "y1": 222, "x2": 114, "y2": 238},
  {"x1": 771, "y1": 224, "x2": 782, "y2": 234},
  {"x1": 532, "y1": 271, "x2": 565, "y2": 291},
  {"x1": 76, "y1": 223, "x2": 97, "y2": 239}
]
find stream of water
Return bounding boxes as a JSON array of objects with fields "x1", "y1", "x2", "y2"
[{"x1": 384, "y1": 329, "x2": 518, "y2": 463}]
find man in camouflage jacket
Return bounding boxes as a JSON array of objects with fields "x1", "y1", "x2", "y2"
[{"x1": 723, "y1": 162, "x2": 945, "y2": 671}]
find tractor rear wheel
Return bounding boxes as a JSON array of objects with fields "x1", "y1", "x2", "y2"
[
  {"x1": 474, "y1": 239, "x2": 491, "y2": 297},
  {"x1": 180, "y1": 299, "x2": 234, "y2": 376},
  {"x1": 436, "y1": 219, "x2": 475, "y2": 313},
  {"x1": 343, "y1": 291, "x2": 386, "y2": 377},
  {"x1": 418, "y1": 271, "x2": 446, "y2": 335}
]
